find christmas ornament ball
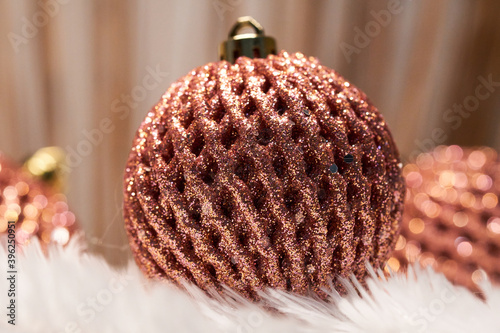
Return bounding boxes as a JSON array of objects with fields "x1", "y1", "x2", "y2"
[
  {"x1": 123, "y1": 50, "x2": 405, "y2": 299},
  {"x1": 0, "y1": 151, "x2": 77, "y2": 247},
  {"x1": 389, "y1": 145, "x2": 500, "y2": 292}
]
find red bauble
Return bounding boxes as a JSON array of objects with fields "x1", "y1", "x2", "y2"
[{"x1": 124, "y1": 52, "x2": 404, "y2": 299}]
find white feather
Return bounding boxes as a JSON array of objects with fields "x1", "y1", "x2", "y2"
[{"x1": 1, "y1": 236, "x2": 499, "y2": 332}]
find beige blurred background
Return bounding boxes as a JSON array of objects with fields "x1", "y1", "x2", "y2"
[{"x1": 1, "y1": 0, "x2": 499, "y2": 264}]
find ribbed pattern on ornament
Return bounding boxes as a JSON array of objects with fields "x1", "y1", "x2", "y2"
[
  {"x1": 124, "y1": 52, "x2": 404, "y2": 299},
  {"x1": 389, "y1": 146, "x2": 500, "y2": 292}
]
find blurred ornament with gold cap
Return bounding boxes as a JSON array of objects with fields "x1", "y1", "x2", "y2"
[{"x1": 0, "y1": 147, "x2": 78, "y2": 247}]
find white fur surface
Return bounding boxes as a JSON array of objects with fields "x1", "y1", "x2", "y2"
[{"x1": 1, "y1": 236, "x2": 500, "y2": 332}]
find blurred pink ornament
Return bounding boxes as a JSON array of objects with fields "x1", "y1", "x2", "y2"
[
  {"x1": 0, "y1": 148, "x2": 78, "y2": 248},
  {"x1": 389, "y1": 145, "x2": 500, "y2": 292}
]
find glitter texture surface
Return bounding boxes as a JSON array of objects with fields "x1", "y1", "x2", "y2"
[
  {"x1": 124, "y1": 52, "x2": 405, "y2": 299},
  {"x1": 389, "y1": 145, "x2": 500, "y2": 292},
  {"x1": 0, "y1": 153, "x2": 77, "y2": 247}
]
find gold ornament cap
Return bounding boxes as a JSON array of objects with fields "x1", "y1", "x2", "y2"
[
  {"x1": 24, "y1": 146, "x2": 67, "y2": 191},
  {"x1": 219, "y1": 16, "x2": 276, "y2": 63}
]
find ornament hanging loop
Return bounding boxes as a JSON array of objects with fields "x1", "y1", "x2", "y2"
[
  {"x1": 227, "y1": 16, "x2": 264, "y2": 39},
  {"x1": 219, "y1": 16, "x2": 276, "y2": 63}
]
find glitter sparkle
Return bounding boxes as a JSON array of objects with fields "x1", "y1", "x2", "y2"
[{"x1": 123, "y1": 51, "x2": 405, "y2": 300}]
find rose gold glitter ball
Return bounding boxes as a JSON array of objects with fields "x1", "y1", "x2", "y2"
[
  {"x1": 0, "y1": 152, "x2": 77, "y2": 247},
  {"x1": 388, "y1": 145, "x2": 500, "y2": 292},
  {"x1": 124, "y1": 52, "x2": 405, "y2": 299}
]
